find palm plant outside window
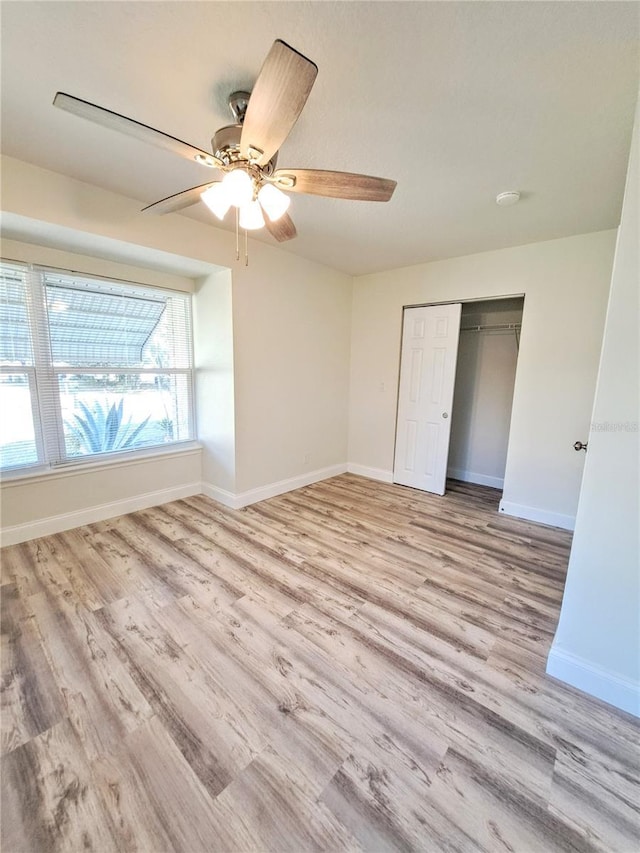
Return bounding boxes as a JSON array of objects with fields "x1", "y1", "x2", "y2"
[{"x1": 0, "y1": 261, "x2": 194, "y2": 473}]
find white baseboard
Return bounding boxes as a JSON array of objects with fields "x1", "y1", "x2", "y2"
[
  {"x1": 498, "y1": 498, "x2": 575, "y2": 530},
  {"x1": 546, "y1": 646, "x2": 639, "y2": 718},
  {"x1": 346, "y1": 463, "x2": 393, "y2": 483},
  {"x1": 200, "y1": 482, "x2": 241, "y2": 509},
  {"x1": 1, "y1": 481, "x2": 202, "y2": 546},
  {"x1": 447, "y1": 467, "x2": 504, "y2": 489},
  {"x1": 202, "y1": 463, "x2": 348, "y2": 511},
  {"x1": 350, "y1": 464, "x2": 504, "y2": 490},
  {"x1": 3, "y1": 465, "x2": 349, "y2": 543}
]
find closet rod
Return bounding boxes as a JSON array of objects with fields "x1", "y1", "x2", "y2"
[{"x1": 460, "y1": 322, "x2": 522, "y2": 332}]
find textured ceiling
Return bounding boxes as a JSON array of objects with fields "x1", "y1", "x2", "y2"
[{"x1": 1, "y1": 1, "x2": 638, "y2": 276}]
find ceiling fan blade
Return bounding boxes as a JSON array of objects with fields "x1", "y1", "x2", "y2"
[
  {"x1": 262, "y1": 208, "x2": 297, "y2": 242},
  {"x1": 273, "y1": 168, "x2": 397, "y2": 201},
  {"x1": 53, "y1": 92, "x2": 222, "y2": 168},
  {"x1": 240, "y1": 40, "x2": 318, "y2": 166},
  {"x1": 142, "y1": 182, "x2": 219, "y2": 215}
]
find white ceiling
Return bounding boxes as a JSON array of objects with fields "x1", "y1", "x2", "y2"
[{"x1": 1, "y1": 1, "x2": 638, "y2": 276}]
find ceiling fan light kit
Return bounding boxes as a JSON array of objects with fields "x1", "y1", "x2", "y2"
[
  {"x1": 258, "y1": 183, "x2": 291, "y2": 222},
  {"x1": 222, "y1": 169, "x2": 254, "y2": 207},
  {"x1": 201, "y1": 183, "x2": 231, "y2": 220},
  {"x1": 53, "y1": 39, "x2": 397, "y2": 263},
  {"x1": 239, "y1": 199, "x2": 266, "y2": 231}
]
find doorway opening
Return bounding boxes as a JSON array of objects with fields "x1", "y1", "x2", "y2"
[{"x1": 447, "y1": 297, "x2": 524, "y2": 492}]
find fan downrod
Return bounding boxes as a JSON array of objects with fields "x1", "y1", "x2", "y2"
[{"x1": 228, "y1": 91, "x2": 250, "y2": 124}]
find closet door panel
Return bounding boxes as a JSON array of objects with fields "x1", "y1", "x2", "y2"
[{"x1": 393, "y1": 303, "x2": 462, "y2": 495}]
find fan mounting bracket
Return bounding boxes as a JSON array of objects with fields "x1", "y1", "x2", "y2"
[
  {"x1": 271, "y1": 173, "x2": 296, "y2": 190},
  {"x1": 246, "y1": 145, "x2": 264, "y2": 164},
  {"x1": 228, "y1": 91, "x2": 251, "y2": 123}
]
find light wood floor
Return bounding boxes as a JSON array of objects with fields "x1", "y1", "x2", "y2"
[{"x1": 1, "y1": 475, "x2": 639, "y2": 852}]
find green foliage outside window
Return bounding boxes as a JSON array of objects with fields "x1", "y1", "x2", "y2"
[{"x1": 66, "y1": 399, "x2": 150, "y2": 454}]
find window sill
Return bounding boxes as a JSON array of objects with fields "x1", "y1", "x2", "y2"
[{"x1": 0, "y1": 442, "x2": 203, "y2": 488}]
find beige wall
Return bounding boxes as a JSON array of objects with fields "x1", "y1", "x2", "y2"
[
  {"x1": 0, "y1": 448, "x2": 202, "y2": 541},
  {"x1": 1, "y1": 156, "x2": 353, "y2": 536},
  {"x1": 547, "y1": 94, "x2": 639, "y2": 715},
  {"x1": 193, "y1": 268, "x2": 236, "y2": 494},
  {"x1": 0, "y1": 238, "x2": 196, "y2": 293},
  {"x1": 231, "y1": 245, "x2": 352, "y2": 493},
  {"x1": 349, "y1": 230, "x2": 616, "y2": 527}
]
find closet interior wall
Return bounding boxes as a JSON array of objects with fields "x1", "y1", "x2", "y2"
[{"x1": 448, "y1": 297, "x2": 524, "y2": 490}]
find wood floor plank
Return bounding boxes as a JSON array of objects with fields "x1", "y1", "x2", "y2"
[
  {"x1": 1, "y1": 474, "x2": 638, "y2": 852},
  {"x1": 105, "y1": 512, "x2": 244, "y2": 605},
  {"x1": 26, "y1": 589, "x2": 154, "y2": 760},
  {"x1": 283, "y1": 603, "x2": 559, "y2": 809},
  {"x1": 249, "y1": 491, "x2": 562, "y2": 638},
  {"x1": 1, "y1": 584, "x2": 63, "y2": 755},
  {"x1": 157, "y1": 595, "x2": 354, "y2": 798},
  {"x1": 206, "y1": 744, "x2": 363, "y2": 852},
  {"x1": 185, "y1": 591, "x2": 449, "y2": 794},
  {"x1": 2, "y1": 539, "x2": 74, "y2": 601},
  {"x1": 320, "y1": 748, "x2": 478, "y2": 852},
  {"x1": 60, "y1": 527, "x2": 136, "y2": 606},
  {"x1": 100, "y1": 714, "x2": 227, "y2": 852},
  {"x1": 83, "y1": 526, "x2": 178, "y2": 610},
  {"x1": 34, "y1": 532, "x2": 118, "y2": 611},
  {"x1": 547, "y1": 754, "x2": 640, "y2": 852},
  {"x1": 1, "y1": 718, "x2": 120, "y2": 852},
  {"x1": 427, "y1": 747, "x2": 597, "y2": 853},
  {"x1": 160, "y1": 498, "x2": 369, "y2": 620},
  {"x1": 98, "y1": 594, "x2": 263, "y2": 798}
]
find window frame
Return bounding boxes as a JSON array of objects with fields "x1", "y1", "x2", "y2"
[{"x1": 0, "y1": 260, "x2": 197, "y2": 478}]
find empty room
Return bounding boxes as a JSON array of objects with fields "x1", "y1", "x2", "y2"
[{"x1": 1, "y1": 1, "x2": 638, "y2": 851}]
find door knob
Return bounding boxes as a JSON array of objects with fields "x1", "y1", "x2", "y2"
[
  {"x1": 442, "y1": 412, "x2": 448, "y2": 419},
  {"x1": 573, "y1": 441, "x2": 588, "y2": 452}
]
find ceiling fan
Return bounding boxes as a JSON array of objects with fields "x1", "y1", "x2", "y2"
[{"x1": 53, "y1": 39, "x2": 397, "y2": 246}]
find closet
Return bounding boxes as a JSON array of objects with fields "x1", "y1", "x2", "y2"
[
  {"x1": 393, "y1": 296, "x2": 523, "y2": 496},
  {"x1": 448, "y1": 298, "x2": 523, "y2": 489}
]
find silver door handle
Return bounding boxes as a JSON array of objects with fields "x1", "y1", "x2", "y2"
[
  {"x1": 442, "y1": 412, "x2": 448, "y2": 419},
  {"x1": 573, "y1": 441, "x2": 588, "y2": 452}
]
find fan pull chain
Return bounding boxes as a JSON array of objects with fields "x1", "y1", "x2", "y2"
[{"x1": 235, "y1": 207, "x2": 240, "y2": 262}]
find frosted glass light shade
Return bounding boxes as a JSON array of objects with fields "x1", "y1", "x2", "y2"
[
  {"x1": 239, "y1": 200, "x2": 265, "y2": 230},
  {"x1": 201, "y1": 183, "x2": 231, "y2": 220},
  {"x1": 257, "y1": 183, "x2": 291, "y2": 222},
  {"x1": 222, "y1": 169, "x2": 254, "y2": 207}
]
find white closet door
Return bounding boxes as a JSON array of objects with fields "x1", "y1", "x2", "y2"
[{"x1": 393, "y1": 303, "x2": 462, "y2": 495}]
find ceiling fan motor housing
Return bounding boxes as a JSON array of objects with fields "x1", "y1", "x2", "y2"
[
  {"x1": 212, "y1": 124, "x2": 243, "y2": 164},
  {"x1": 212, "y1": 123, "x2": 277, "y2": 174}
]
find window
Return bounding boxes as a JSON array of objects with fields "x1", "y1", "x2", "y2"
[{"x1": 0, "y1": 261, "x2": 194, "y2": 473}]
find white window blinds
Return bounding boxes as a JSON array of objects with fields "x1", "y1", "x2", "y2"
[{"x1": 0, "y1": 261, "x2": 194, "y2": 472}]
